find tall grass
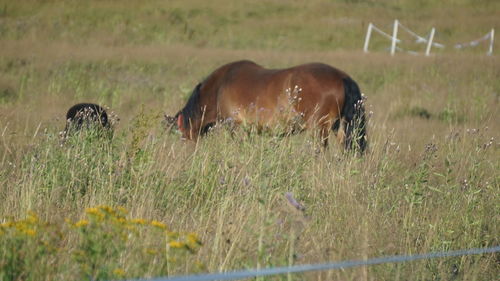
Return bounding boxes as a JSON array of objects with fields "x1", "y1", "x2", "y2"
[{"x1": 0, "y1": 0, "x2": 499, "y2": 280}]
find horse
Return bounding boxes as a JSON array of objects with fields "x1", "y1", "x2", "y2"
[
  {"x1": 167, "y1": 60, "x2": 367, "y2": 152},
  {"x1": 63, "y1": 103, "x2": 111, "y2": 138}
]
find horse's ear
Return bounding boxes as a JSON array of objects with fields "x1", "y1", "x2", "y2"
[
  {"x1": 197, "y1": 83, "x2": 202, "y2": 91},
  {"x1": 164, "y1": 114, "x2": 176, "y2": 124},
  {"x1": 163, "y1": 114, "x2": 179, "y2": 130}
]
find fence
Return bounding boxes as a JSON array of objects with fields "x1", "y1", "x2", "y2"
[
  {"x1": 363, "y1": 19, "x2": 494, "y2": 56},
  {"x1": 126, "y1": 245, "x2": 500, "y2": 281}
]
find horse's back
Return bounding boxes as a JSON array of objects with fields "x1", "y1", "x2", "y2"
[
  {"x1": 216, "y1": 63, "x2": 283, "y2": 125},
  {"x1": 216, "y1": 61, "x2": 347, "y2": 128},
  {"x1": 286, "y1": 63, "x2": 347, "y2": 124}
]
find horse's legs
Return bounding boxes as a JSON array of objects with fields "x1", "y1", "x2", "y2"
[
  {"x1": 320, "y1": 125, "x2": 330, "y2": 148},
  {"x1": 319, "y1": 116, "x2": 334, "y2": 148},
  {"x1": 315, "y1": 112, "x2": 334, "y2": 148},
  {"x1": 334, "y1": 118, "x2": 347, "y2": 147}
]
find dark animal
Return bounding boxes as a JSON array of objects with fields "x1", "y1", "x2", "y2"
[
  {"x1": 63, "y1": 103, "x2": 110, "y2": 137},
  {"x1": 166, "y1": 60, "x2": 367, "y2": 152}
]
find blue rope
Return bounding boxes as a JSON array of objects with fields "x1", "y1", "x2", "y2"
[{"x1": 128, "y1": 245, "x2": 499, "y2": 281}]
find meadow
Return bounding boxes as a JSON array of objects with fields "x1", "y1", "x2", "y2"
[{"x1": 0, "y1": 0, "x2": 498, "y2": 280}]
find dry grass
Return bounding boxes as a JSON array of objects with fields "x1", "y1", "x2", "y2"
[{"x1": 0, "y1": 0, "x2": 499, "y2": 280}]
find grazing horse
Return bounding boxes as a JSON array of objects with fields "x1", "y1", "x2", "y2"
[
  {"x1": 63, "y1": 103, "x2": 110, "y2": 137},
  {"x1": 169, "y1": 60, "x2": 367, "y2": 152}
]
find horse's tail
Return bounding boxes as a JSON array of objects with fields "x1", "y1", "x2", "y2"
[{"x1": 341, "y1": 77, "x2": 367, "y2": 153}]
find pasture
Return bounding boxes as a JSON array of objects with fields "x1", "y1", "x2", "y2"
[{"x1": 0, "y1": 0, "x2": 498, "y2": 280}]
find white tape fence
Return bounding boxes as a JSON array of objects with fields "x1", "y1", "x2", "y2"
[
  {"x1": 125, "y1": 245, "x2": 500, "y2": 281},
  {"x1": 364, "y1": 19, "x2": 494, "y2": 56}
]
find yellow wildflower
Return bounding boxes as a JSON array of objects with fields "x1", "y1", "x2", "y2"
[
  {"x1": 85, "y1": 207, "x2": 100, "y2": 215},
  {"x1": 150, "y1": 220, "x2": 166, "y2": 229},
  {"x1": 112, "y1": 268, "x2": 125, "y2": 277},
  {"x1": 116, "y1": 206, "x2": 128, "y2": 215},
  {"x1": 85, "y1": 207, "x2": 104, "y2": 220},
  {"x1": 187, "y1": 233, "x2": 201, "y2": 246},
  {"x1": 26, "y1": 212, "x2": 38, "y2": 224},
  {"x1": 14, "y1": 223, "x2": 27, "y2": 232},
  {"x1": 98, "y1": 205, "x2": 115, "y2": 215},
  {"x1": 168, "y1": 241, "x2": 184, "y2": 249},
  {"x1": 130, "y1": 218, "x2": 147, "y2": 225},
  {"x1": 22, "y1": 228, "x2": 36, "y2": 236},
  {"x1": 0, "y1": 222, "x2": 14, "y2": 228},
  {"x1": 75, "y1": 220, "x2": 89, "y2": 228}
]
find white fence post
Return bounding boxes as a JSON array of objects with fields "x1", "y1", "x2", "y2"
[
  {"x1": 390, "y1": 19, "x2": 399, "y2": 56},
  {"x1": 363, "y1": 23, "x2": 373, "y2": 53},
  {"x1": 362, "y1": 19, "x2": 492, "y2": 56},
  {"x1": 425, "y1": 27, "x2": 435, "y2": 56},
  {"x1": 487, "y1": 28, "x2": 494, "y2": 55}
]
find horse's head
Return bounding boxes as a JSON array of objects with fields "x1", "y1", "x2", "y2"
[
  {"x1": 163, "y1": 112, "x2": 196, "y2": 140},
  {"x1": 175, "y1": 112, "x2": 202, "y2": 140},
  {"x1": 175, "y1": 83, "x2": 204, "y2": 140}
]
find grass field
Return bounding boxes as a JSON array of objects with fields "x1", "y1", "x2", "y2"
[{"x1": 0, "y1": 0, "x2": 498, "y2": 280}]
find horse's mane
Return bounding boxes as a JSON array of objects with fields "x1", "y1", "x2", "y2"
[
  {"x1": 178, "y1": 83, "x2": 202, "y2": 130},
  {"x1": 177, "y1": 61, "x2": 259, "y2": 131}
]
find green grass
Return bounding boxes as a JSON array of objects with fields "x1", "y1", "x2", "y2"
[{"x1": 0, "y1": 0, "x2": 499, "y2": 280}]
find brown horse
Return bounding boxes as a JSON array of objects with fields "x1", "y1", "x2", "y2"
[{"x1": 169, "y1": 60, "x2": 367, "y2": 152}]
